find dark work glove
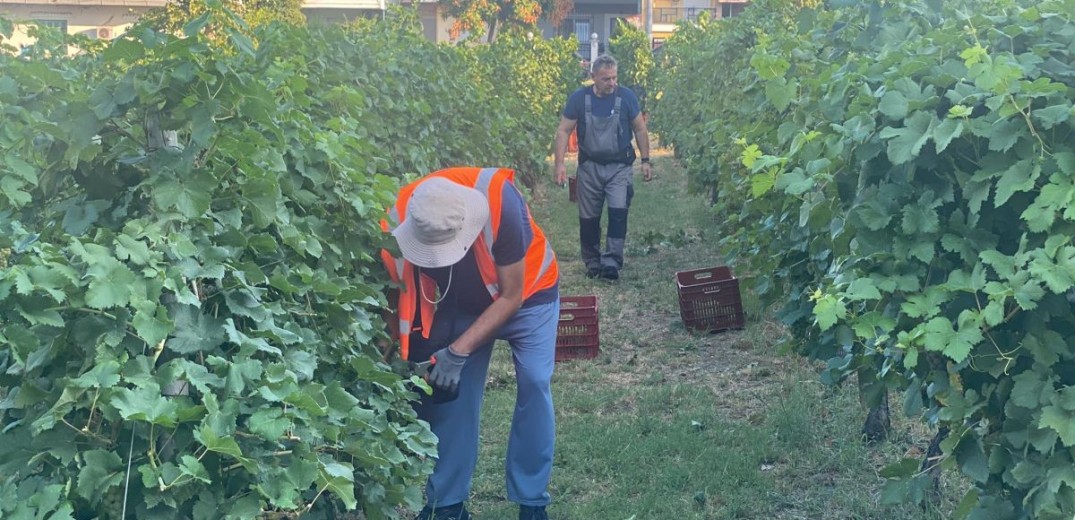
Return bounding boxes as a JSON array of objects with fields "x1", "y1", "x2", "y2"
[{"x1": 428, "y1": 346, "x2": 468, "y2": 394}]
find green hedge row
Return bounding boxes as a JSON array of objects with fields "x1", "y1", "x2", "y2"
[
  {"x1": 652, "y1": 1, "x2": 1075, "y2": 518},
  {"x1": 0, "y1": 9, "x2": 575, "y2": 519}
]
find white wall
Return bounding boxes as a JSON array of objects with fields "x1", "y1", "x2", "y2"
[{"x1": 0, "y1": 4, "x2": 148, "y2": 47}]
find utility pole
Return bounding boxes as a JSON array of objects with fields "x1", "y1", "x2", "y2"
[{"x1": 645, "y1": 0, "x2": 653, "y2": 48}]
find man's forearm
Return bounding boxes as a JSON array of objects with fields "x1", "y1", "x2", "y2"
[
  {"x1": 636, "y1": 131, "x2": 650, "y2": 159},
  {"x1": 553, "y1": 130, "x2": 569, "y2": 168},
  {"x1": 447, "y1": 295, "x2": 524, "y2": 356}
]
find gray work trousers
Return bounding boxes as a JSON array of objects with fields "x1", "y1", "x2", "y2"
[{"x1": 576, "y1": 160, "x2": 634, "y2": 270}]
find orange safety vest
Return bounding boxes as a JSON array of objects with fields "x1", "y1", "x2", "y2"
[{"x1": 380, "y1": 167, "x2": 559, "y2": 360}]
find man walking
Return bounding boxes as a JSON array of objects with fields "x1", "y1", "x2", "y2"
[
  {"x1": 380, "y1": 167, "x2": 561, "y2": 520},
  {"x1": 554, "y1": 54, "x2": 653, "y2": 281}
]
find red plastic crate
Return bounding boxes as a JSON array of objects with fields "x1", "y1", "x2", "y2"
[
  {"x1": 556, "y1": 295, "x2": 599, "y2": 361},
  {"x1": 568, "y1": 176, "x2": 577, "y2": 203},
  {"x1": 675, "y1": 266, "x2": 745, "y2": 333}
]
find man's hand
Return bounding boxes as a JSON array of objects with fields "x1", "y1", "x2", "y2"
[
  {"x1": 641, "y1": 161, "x2": 653, "y2": 182},
  {"x1": 428, "y1": 346, "x2": 468, "y2": 394},
  {"x1": 555, "y1": 164, "x2": 568, "y2": 187}
]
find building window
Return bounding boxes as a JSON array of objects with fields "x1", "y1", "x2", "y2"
[
  {"x1": 573, "y1": 20, "x2": 591, "y2": 42},
  {"x1": 35, "y1": 19, "x2": 68, "y2": 33},
  {"x1": 721, "y1": 3, "x2": 746, "y2": 18},
  {"x1": 562, "y1": 17, "x2": 598, "y2": 58},
  {"x1": 420, "y1": 15, "x2": 436, "y2": 41}
]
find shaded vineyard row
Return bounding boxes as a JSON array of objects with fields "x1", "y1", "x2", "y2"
[
  {"x1": 0, "y1": 9, "x2": 576, "y2": 519},
  {"x1": 651, "y1": 0, "x2": 1075, "y2": 518}
]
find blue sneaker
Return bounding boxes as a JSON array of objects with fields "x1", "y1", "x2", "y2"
[
  {"x1": 415, "y1": 503, "x2": 471, "y2": 520},
  {"x1": 519, "y1": 505, "x2": 548, "y2": 520}
]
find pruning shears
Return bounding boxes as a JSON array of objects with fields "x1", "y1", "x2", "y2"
[
  {"x1": 407, "y1": 355, "x2": 458, "y2": 403},
  {"x1": 408, "y1": 358, "x2": 436, "y2": 379}
]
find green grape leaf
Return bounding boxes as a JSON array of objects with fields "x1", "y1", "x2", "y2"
[
  {"x1": 1032, "y1": 103, "x2": 1072, "y2": 129},
  {"x1": 813, "y1": 294, "x2": 847, "y2": 331},
  {"x1": 765, "y1": 77, "x2": 796, "y2": 112},
  {"x1": 196, "y1": 426, "x2": 258, "y2": 473},
  {"x1": 248, "y1": 408, "x2": 290, "y2": 441},
  {"x1": 994, "y1": 158, "x2": 1039, "y2": 207},
  {"x1": 878, "y1": 90, "x2": 909, "y2": 120},
  {"x1": 76, "y1": 450, "x2": 124, "y2": 501},
  {"x1": 901, "y1": 288, "x2": 947, "y2": 318},
  {"x1": 903, "y1": 347, "x2": 919, "y2": 370},
  {"x1": 953, "y1": 488, "x2": 980, "y2": 520},
  {"x1": 954, "y1": 436, "x2": 990, "y2": 483},
  {"x1": 981, "y1": 300, "x2": 1005, "y2": 327},
  {"x1": 933, "y1": 118, "x2": 964, "y2": 153},
  {"x1": 749, "y1": 52, "x2": 790, "y2": 80},
  {"x1": 911, "y1": 240, "x2": 937, "y2": 264},
  {"x1": 878, "y1": 111, "x2": 935, "y2": 165},
  {"x1": 153, "y1": 172, "x2": 214, "y2": 218},
  {"x1": 244, "y1": 176, "x2": 285, "y2": 229},
  {"x1": 317, "y1": 462, "x2": 358, "y2": 510},
  {"x1": 1056, "y1": 152, "x2": 1075, "y2": 175},
  {"x1": 168, "y1": 305, "x2": 226, "y2": 354},
  {"x1": 85, "y1": 257, "x2": 138, "y2": 310},
  {"x1": 71, "y1": 360, "x2": 122, "y2": 389},
  {"x1": 775, "y1": 168, "x2": 814, "y2": 195},
  {"x1": 985, "y1": 118, "x2": 1024, "y2": 153},
  {"x1": 980, "y1": 250, "x2": 1018, "y2": 278},
  {"x1": 1010, "y1": 371, "x2": 1050, "y2": 409},
  {"x1": 114, "y1": 235, "x2": 153, "y2": 265},
  {"x1": 921, "y1": 316, "x2": 981, "y2": 362},
  {"x1": 178, "y1": 455, "x2": 212, "y2": 484},
  {"x1": 751, "y1": 170, "x2": 776, "y2": 197},
  {"x1": 1012, "y1": 276, "x2": 1045, "y2": 310},
  {"x1": 1039, "y1": 405, "x2": 1075, "y2": 446},
  {"x1": 846, "y1": 278, "x2": 881, "y2": 301},
  {"x1": 132, "y1": 301, "x2": 172, "y2": 347},
  {"x1": 1028, "y1": 248, "x2": 1075, "y2": 294},
  {"x1": 902, "y1": 204, "x2": 939, "y2": 234},
  {"x1": 111, "y1": 386, "x2": 179, "y2": 428},
  {"x1": 855, "y1": 199, "x2": 893, "y2": 230}
]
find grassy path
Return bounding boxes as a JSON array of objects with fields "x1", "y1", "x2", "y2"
[{"x1": 456, "y1": 152, "x2": 960, "y2": 519}]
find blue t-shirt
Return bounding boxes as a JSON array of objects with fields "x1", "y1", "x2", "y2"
[
  {"x1": 563, "y1": 85, "x2": 641, "y2": 165},
  {"x1": 419, "y1": 182, "x2": 558, "y2": 315}
]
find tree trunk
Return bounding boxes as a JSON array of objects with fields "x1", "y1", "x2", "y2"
[
  {"x1": 861, "y1": 391, "x2": 890, "y2": 443},
  {"x1": 920, "y1": 426, "x2": 950, "y2": 506},
  {"x1": 486, "y1": 16, "x2": 499, "y2": 43}
]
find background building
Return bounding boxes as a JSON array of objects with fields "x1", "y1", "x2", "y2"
[{"x1": 1, "y1": 0, "x2": 747, "y2": 51}]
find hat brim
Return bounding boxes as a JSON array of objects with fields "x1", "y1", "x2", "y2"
[{"x1": 391, "y1": 182, "x2": 490, "y2": 268}]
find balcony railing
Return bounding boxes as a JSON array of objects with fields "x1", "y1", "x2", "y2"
[
  {"x1": 575, "y1": 41, "x2": 606, "y2": 59},
  {"x1": 653, "y1": 6, "x2": 718, "y2": 24}
]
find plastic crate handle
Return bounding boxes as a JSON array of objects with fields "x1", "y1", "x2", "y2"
[
  {"x1": 702, "y1": 285, "x2": 722, "y2": 294},
  {"x1": 692, "y1": 271, "x2": 714, "y2": 281},
  {"x1": 560, "y1": 313, "x2": 577, "y2": 322}
]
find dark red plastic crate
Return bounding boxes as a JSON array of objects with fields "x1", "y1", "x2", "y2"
[
  {"x1": 556, "y1": 295, "x2": 599, "y2": 361},
  {"x1": 675, "y1": 266, "x2": 745, "y2": 333},
  {"x1": 568, "y1": 176, "x2": 577, "y2": 203}
]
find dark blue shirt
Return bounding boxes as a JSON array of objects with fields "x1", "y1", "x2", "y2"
[
  {"x1": 563, "y1": 85, "x2": 641, "y2": 165},
  {"x1": 420, "y1": 182, "x2": 558, "y2": 316}
]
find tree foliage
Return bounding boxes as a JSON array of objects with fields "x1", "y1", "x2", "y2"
[
  {"x1": 0, "y1": 6, "x2": 576, "y2": 518},
  {"x1": 607, "y1": 19, "x2": 654, "y2": 111},
  {"x1": 652, "y1": 0, "x2": 1075, "y2": 517},
  {"x1": 442, "y1": 0, "x2": 573, "y2": 42},
  {"x1": 143, "y1": 0, "x2": 306, "y2": 36}
]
